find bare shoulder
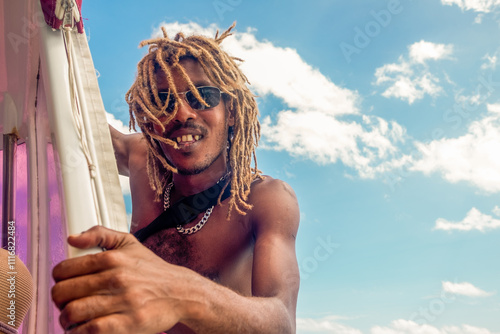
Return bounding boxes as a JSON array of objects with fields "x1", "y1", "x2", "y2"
[
  {"x1": 249, "y1": 176, "x2": 298, "y2": 207},
  {"x1": 248, "y1": 176, "x2": 300, "y2": 238},
  {"x1": 109, "y1": 125, "x2": 148, "y2": 176},
  {"x1": 126, "y1": 133, "x2": 149, "y2": 160}
]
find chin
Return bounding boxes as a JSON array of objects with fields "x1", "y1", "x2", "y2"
[
  {"x1": 171, "y1": 157, "x2": 213, "y2": 176},
  {"x1": 176, "y1": 166, "x2": 209, "y2": 176}
]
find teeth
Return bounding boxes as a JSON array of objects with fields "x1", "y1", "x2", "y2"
[{"x1": 175, "y1": 134, "x2": 200, "y2": 143}]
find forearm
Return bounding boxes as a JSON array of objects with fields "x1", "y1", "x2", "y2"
[{"x1": 180, "y1": 278, "x2": 295, "y2": 334}]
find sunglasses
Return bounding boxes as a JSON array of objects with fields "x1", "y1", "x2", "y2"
[{"x1": 155, "y1": 86, "x2": 222, "y2": 113}]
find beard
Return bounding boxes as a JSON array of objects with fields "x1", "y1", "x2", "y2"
[{"x1": 175, "y1": 148, "x2": 225, "y2": 176}]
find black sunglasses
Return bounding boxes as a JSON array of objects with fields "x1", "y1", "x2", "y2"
[{"x1": 155, "y1": 86, "x2": 222, "y2": 113}]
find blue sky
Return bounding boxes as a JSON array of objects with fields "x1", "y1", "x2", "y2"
[{"x1": 82, "y1": 1, "x2": 500, "y2": 333}]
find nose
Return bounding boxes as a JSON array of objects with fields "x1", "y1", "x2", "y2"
[{"x1": 173, "y1": 99, "x2": 197, "y2": 123}]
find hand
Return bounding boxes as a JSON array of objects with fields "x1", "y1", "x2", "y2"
[{"x1": 51, "y1": 226, "x2": 191, "y2": 334}]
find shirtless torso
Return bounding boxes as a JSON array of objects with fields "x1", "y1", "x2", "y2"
[{"x1": 110, "y1": 130, "x2": 299, "y2": 333}]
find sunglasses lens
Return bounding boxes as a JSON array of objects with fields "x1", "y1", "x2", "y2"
[
  {"x1": 158, "y1": 92, "x2": 176, "y2": 112},
  {"x1": 156, "y1": 87, "x2": 221, "y2": 113},
  {"x1": 186, "y1": 87, "x2": 221, "y2": 110}
]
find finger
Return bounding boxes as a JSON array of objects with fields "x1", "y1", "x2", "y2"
[
  {"x1": 64, "y1": 313, "x2": 132, "y2": 334},
  {"x1": 52, "y1": 269, "x2": 125, "y2": 309},
  {"x1": 59, "y1": 294, "x2": 124, "y2": 330},
  {"x1": 68, "y1": 226, "x2": 137, "y2": 251},
  {"x1": 62, "y1": 297, "x2": 180, "y2": 334},
  {"x1": 64, "y1": 308, "x2": 173, "y2": 334},
  {"x1": 52, "y1": 248, "x2": 126, "y2": 282}
]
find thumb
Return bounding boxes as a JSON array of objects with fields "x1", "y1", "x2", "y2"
[{"x1": 67, "y1": 226, "x2": 136, "y2": 250}]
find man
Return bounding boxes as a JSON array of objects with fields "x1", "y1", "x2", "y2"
[{"x1": 51, "y1": 24, "x2": 300, "y2": 333}]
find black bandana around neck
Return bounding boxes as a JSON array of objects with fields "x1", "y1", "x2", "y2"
[{"x1": 133, "y1": 180, "x2": 231, "y2": 242}]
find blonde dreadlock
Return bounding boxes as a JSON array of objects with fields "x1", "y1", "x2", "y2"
[{"x1": 126, "y1": 22, "x2": 262, "y2": 217}]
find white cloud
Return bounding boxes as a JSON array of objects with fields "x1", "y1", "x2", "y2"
[
  {"x1": 409, "y1": 41, "x2": 454, "y2": 64},
  {"x1": 481, "y1": 52, "x2": 498, "y2": 70},
  {"x1": 374, "y1": 41, "x2": 453, "y2": 104},
  {"x1": 493, "y1": 205, "x2": 500, "y2": 216},
  {"x1": 152, "y1": 22, "x2": 406, "y2": 177},
  {"x1": 261, "y1": 112, "x2": 405, "y2": 178},
  {"x1": 297, "y1": 315, "x2": 362, "y2": 334},
  {"x1": 225, "y1": 33, "x2": 358, "y2": 117},
  {"x1": 455, "y1": 91, "x2": 483, "y2": 108},
  {"x1": 106, "y1": 112, "x2": 135, "y2": 134},
  {"x1": 371, "y1": 320, "x2": 499, "y2": 334},
  {"x1": 119, "y1": 174, "x2": 131, "y2": 196},
  {"x1": 377, "y1": 72, "x2": 442, "y2": 104},
  {"x1": 410, "y1": 103, "x2": 500, "y2": 192},
  {"x1": 435, "y1": 207, "x2": 500, "y2": 232},
  {"x1": 441, "y1": 281, "x2": 496, "y2": 297},
  {"x1": 441, "y1": 0, "x2": 500, "y2": 13}
]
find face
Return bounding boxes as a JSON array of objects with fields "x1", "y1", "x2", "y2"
[{"x1": 152, "y1": 58, "x2": 234, "y2": 176}]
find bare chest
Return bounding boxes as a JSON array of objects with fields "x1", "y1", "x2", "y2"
[{"x1": 141, "y1": 205, "x2": 255, "y2": 292}]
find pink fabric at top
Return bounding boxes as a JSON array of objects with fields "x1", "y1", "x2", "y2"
[{"x1": 39, "y1": 0, "x2": 84, "y2": 33}]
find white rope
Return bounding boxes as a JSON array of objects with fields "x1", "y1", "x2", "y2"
[
  {"x1": 62, "y1": 26, "x2": 102, "y2": 226},
  {"x1": 55, "y1": 0, "x2": 80, "y2": 22}
]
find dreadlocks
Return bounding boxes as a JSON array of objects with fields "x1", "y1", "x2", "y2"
[{"x1": 126, "y1": 22, "x2": 262, "y2": 217}]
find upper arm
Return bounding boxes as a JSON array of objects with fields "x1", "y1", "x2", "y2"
[
  {"x1": 109, "y1": 125, "x2": 144, "y2": 177},
  {"x1": 249, "y1": 178, "x2": 300, "y2": 318}
]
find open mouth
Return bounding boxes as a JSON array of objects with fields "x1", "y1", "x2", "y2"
[{"x1": 174, "y1": 134, "x2": 203, "y2": 145}]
